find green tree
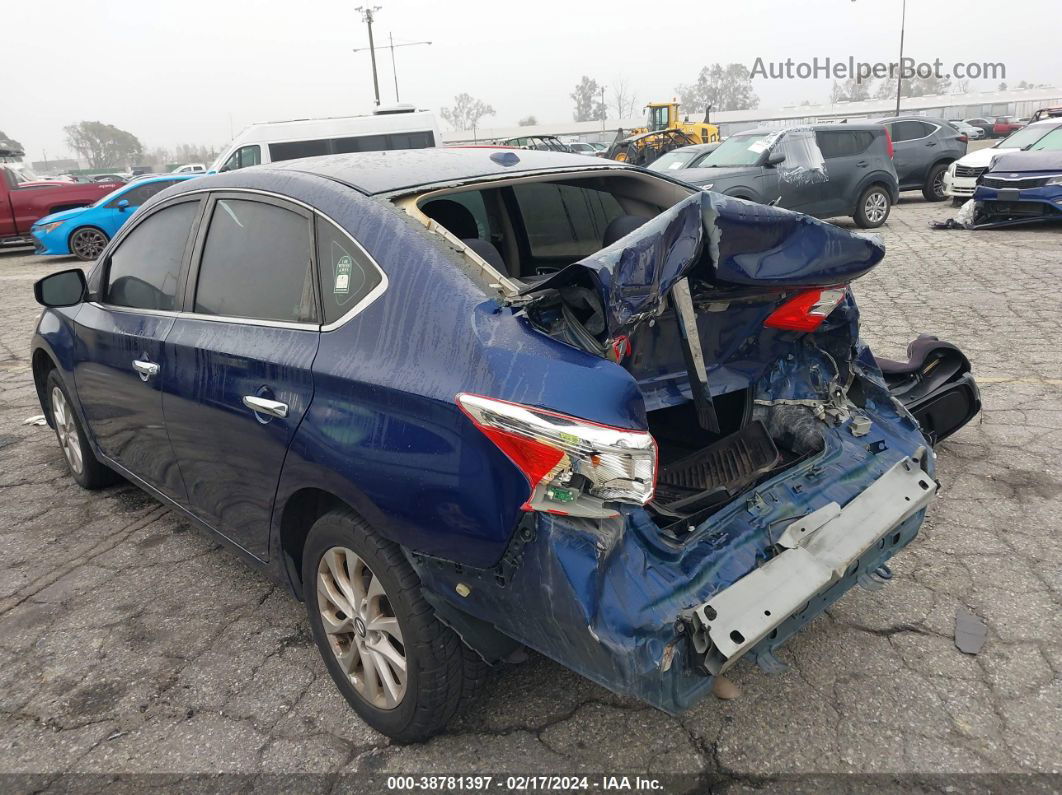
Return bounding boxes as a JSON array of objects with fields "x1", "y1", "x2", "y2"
[
  {"x1": 831, "y1": 77, "x2": 871, "y2": 103},
  {"x1": 63, "y1": 121, "x2": 143, "y2": 168},
  {"x1": 440, "y1": 94, "x2": 496, "y2": 133},
  {"x1": 570, "y1": 76, "x2": 607, "y2": 122},
  {"x1": 875, "y1": 73, "x2": 952, "y2": 100},
  {"x1": 677, "y1": 64, "x2": 759, "y2": 113}
]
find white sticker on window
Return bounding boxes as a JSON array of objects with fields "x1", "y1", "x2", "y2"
[{"x1": 334, "y1": 255, "x2": 352, "y2": 294}]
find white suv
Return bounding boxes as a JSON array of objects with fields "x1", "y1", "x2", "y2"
[{"x1": 943, "y1": 120, "x2": 1062, "y2": 202}]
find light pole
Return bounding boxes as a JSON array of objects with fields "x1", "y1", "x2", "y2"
[
  {"x1": 355, "y1": 6, "x2": 382, "y2": 105},
  {"x1": 895, "y1": 0, "x2": 907, "y2": 115},
  {"x1": 354, "y1": 36, "x2": 431, "y2": 105}
]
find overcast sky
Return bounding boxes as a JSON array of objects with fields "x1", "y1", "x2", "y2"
[{"x1": 4, "y1": 0, "x2": 1060, "y2": 162}]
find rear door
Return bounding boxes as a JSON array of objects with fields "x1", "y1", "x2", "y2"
[
  {"x1": 814, "y1": 129, "x2": 878, "y2": 217},
  {"x1": 160, "y1": 192, "x2": 320, "y2": 558},
  {"x1": 73, "y1": 197, "x2": 203, "y2": 500},
  {"x1": 888, "y1": 120, "x2": 938, "y2": 188}
]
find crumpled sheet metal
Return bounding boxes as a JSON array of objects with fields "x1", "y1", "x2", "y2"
[
  {"x1": 413, "y1": 342, "x2": 932, "y2": 712},
  {"x1": 522, "y1": 191, "x2": 885, "y2": 338}
]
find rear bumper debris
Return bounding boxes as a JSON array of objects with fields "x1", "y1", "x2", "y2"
[{"x1": 686, "y1": 448, "x2": 935, "y2": 674}]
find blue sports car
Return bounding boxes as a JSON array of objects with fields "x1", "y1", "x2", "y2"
[
  {"x1": 31, "y1": 174, "x2": 200, "y2": 260},
  {"x1": 30, "y1": 149, "x2": 980, "y2": 742}
]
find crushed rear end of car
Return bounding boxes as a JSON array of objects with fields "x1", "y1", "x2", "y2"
[{"x1": 412, "y1": 191, "x2": 979, "y2": 712}]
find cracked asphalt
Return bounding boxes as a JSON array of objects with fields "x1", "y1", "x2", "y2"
[{"x1": 0, "y1": 198, "x2": 1059, "y2": 791}]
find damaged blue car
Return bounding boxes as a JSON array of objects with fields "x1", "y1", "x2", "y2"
[{"x1": 30, "y1": 149, "x2": 980, "y2": 742}]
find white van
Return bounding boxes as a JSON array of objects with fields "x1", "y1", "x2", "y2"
[{"x1": 209, "y1": 105, "x2": 440, "y2": 173}]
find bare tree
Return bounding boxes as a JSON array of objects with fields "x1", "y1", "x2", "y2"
[
  {"x1": 440, "y1": 94, "x2": 496, "y2": 133},
  {"x1": 611, "y1": 78, "x2": 638, "y2": 120},
  {"x1": 518, "y1": 115, "x2": 538, "y2": 127}
]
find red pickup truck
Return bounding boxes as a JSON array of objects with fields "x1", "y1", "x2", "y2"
[{"x1": 1, "y1": 166, "x2": 119, "y2": 247}]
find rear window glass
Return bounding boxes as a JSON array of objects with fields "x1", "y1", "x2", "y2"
[
  {"x1": 316, "y1": 217, "x2": 383, "y2": 324},
  {"x1": 815, "y1": 130, "x2": 876, "y2": 158},
  {"x1": 513, "y1": 183, "x2": 622, "y2": 259}
]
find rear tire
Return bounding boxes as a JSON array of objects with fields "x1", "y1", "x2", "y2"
[
  {"x1": 922, "y1": 164, "x2": 949, "y2": 202},
  {"x1": 854, "y1": 185, "x2": 891, "y2": 228},
  {"x1": 45, "y1": 370, "x2": 118, "y2": 489},
  {"x1": 302, "y1": 508, "x2": 473, "y2": 743}
]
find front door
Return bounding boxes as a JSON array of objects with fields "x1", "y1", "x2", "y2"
[
  {"x1": 72, "y1": 198, "x2": 202, "y2": 501},
  {"x1": 161, "y1": 193, "x2": 319, "y2": 558}
]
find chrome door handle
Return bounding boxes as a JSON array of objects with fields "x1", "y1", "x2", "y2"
[
  {"x1": 243, "y1": 395, "x2": 288, "y2": 419},
  {"x1": 132, "y1": 359, "x2": 159, "y2": 380}
]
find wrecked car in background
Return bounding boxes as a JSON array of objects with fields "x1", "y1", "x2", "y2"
[
  {"x1": 970, "y1": 150, "x2": 1062, "y2": 227},
  {"x1": 677, "y1": 124, "x2": 899, "y2": 228},
  {"x1": 30, "y1": 149, "x2": 980, "y2": 742}
]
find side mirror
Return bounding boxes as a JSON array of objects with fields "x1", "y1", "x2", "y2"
[
  {"x1": 765, "y1": 150, "x2": 787, "y2": 167},
  {"x1": 34, "y1": 268, "x2": 87, "y2": 307},
  {"x1": 117, "y1": 199, "x2": 130, "y2": 211}
]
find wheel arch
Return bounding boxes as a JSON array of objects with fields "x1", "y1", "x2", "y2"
[
  {"x1": 32, "y1": 347, "x2": 59, "y2": 428},
  {"x1": 850, "y1": 176, "x2": 897, "y2": 214},
  {"x1": 276, "y1": 486, "x2": 362, "y2": 600}
]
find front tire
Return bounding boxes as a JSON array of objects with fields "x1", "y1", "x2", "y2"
[
  {"x1": 854, "y1": 185, "x2": 892, "y2": 228},
  {"x1": 45, "y1": 370, "x2": 118, "y2": 489},
  {"x1": 69, "y1": 227, "x2": 109, "y2": 261},
  {"x1": 302, "y1": 509, "x2": 471, "y2": 743},
  {"x1": 922, "y1": 164, "x2": 949, "y2": 202}
]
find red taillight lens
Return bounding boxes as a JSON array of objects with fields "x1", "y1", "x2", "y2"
[
  {"x1": 958, "y1": 134, "x2": 968, "y2": 143},
  {"x1": 884, "y1": 128, "x2": 894, "y2": 159},
  {"x1": 456, "y1": 394, "x2": 657, "y2": 516},
  {"x1": 764, "y1": 287, "x2": 847, "y2": 332}
]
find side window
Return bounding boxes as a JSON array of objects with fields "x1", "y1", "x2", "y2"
[
  {"x1": 105, "y1": 201, "x2": 199, "y2": 311},
  {"x1": 108, "y1": 180, "x2": 175, "y2": 208},
  {"x1": 891, "y1": 121, "x2": 928, "y2": 142},
  {"x1": 513, "y1": 183, "x2": 623, "y2": 259},
  {"x1": 194, "y1": 198, "x2": 315, "y2": 323},
  {"x1": 269, "y1": 139, "x2": 330, "y2": 162},
  {"x1": 316, "y1": 217, "x2": 383, "y2": 325},
  {"x1": 815, "y1": 131, "x2": 875, "y2": 158},
  {"x1": 220, "y1": 146, "x2": 261, "y2": 172}
]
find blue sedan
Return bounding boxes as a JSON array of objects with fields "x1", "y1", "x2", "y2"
[
  {"x1": 29, "y1": 149, "x2": 980, "y2": 742},
  {"x1": 31, "y1": 174, "x2": 199, "y2": 260}
]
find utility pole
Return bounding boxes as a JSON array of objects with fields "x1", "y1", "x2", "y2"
[
  {"x1": 356, "y1": 6, "x2": 382, "y2": 106},
  {"x1": 894, "y1": 0, "x2": 907, "y2": 115},
  {"x1": 600, "y1": 84, "x2": 607, "y2": 131}
]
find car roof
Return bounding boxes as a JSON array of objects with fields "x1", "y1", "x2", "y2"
[
  {"x1": 733, "y1": 123, "x2": 883, "y2": 136},
  {"x1": 265, "y1": 148, "x2": 626, "y2": 195}
]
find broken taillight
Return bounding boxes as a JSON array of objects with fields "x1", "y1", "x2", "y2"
[
  {"x1": 456, "y1": 393, "x2": 657, "y2": 517},
  {"x1": 764, "y1": 287, "x2": 847, "y2": 332}
]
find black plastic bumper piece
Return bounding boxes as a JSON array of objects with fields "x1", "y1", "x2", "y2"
[{"x1": 655, "y1": 420, "x2": 780, "y2": 512}]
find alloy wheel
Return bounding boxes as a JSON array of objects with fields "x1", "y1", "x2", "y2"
[
  {"x1": 71, "y1": 229, "x2": 107, "y2": 260},
  {"x1": 864, "y1": 192, "x2": 888, "y2": 224},
  {"x1": 51, "y1": 386, "x2": 83, "y2": 475},
  {"x1": 316, "y1": 546, "x2": 407, "y2": 709},
  {"x1": 932, "y1": 172, "x2": 946, "y2": 199}
]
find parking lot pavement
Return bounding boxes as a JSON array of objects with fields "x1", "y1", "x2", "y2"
[{"x1": 0, "y1": 197, "x2": 1059, "y2": 789}]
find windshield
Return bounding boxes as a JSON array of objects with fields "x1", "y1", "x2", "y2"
[
  {"x1": 700, "y1": 133, "x2": 772, "y2": 167},
  {"x1": 1028, "y1": 128, "x2": 1062, "y2": 150},
  {"x1": 12, "y1": 166, "x2": 39, "y2": 183},
  {"x1": 91, "y1": 184, "x2": 126, "y2": 207},
  {"x1": 999, "y1": 124, "x2": 1060, "y2": 149},
  {"x1": 648, "y1": 150, "x2": 696, "y2": 172}
]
